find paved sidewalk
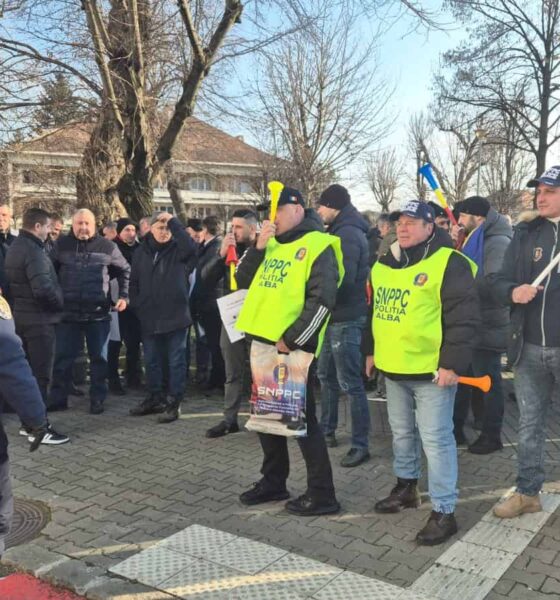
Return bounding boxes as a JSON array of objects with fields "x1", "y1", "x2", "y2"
[{"x1": 1, "y1": 379, "x2": 559, "y2": 599}]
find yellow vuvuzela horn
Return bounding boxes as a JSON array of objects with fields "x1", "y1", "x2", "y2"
[{"x1": 267, "y1": 181, "x2": 284, "y2": 223}]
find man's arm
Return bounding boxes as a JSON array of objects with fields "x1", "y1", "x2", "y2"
[
  {"x1": 282, "y1": 246, "x2": 339, "y2": 352},
  {"x1": 439, "y1": 253, "x2": 480, "y2": 374},
  {"x1": 487, "y1": 231, "x2": 522, "y2": 306},
  {"x1": 167, "y1": 216, "x2": 198, "y2": 261},
  {"x1": 235, "y1": 247, "x2": 265, "y2": 289},
  {"x1": 0, "y1": 318, "x2": 46, "y2": 431},
  {"x1": 25, "y1": 253, "x2": 63, "y2": 312}
]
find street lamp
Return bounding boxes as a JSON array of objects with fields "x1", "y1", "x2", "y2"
[{"x1": 475, "y1": 125, "x2": 487, "y2": 195}]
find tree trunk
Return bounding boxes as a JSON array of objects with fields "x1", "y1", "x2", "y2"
[
  {"x1": 117, "y1": 172, "x2": 154, "y2": 222},
  {"x1": 76, "y1": 110, "x2": 126, "y2": 224}
]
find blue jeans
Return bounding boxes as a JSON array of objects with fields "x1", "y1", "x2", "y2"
[
  {"x1": 49, "y1": 320, "x2": 110, "y2": 407},
  {"x1": 318, "y1": 317, "x2": 370, "y2": 450},
  {"x1": 514, "y1": 343, "x2": 560, "y2": 496},
  {"x1": 385, "y1": 377, "x2": 458, "y2": 514},
  {"x1": 143, "y1": 329, "x2": 187, "y2": 398}
]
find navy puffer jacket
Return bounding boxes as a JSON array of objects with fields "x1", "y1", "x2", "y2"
[{"x1": 51, "y1": 232, "x2": 130, "y2": 322}]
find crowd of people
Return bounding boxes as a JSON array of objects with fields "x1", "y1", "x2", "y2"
[{"x1": 0, "y1": 164, "x2": 559, "y2": 552}]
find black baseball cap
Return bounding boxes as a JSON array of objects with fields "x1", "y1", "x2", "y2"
[
  {"x1": 427, "y1": 201, "x2": 448, "y2": 220},
  {"x1": 527, "y1": 166, "x2": 560, "y2": 188},
  {"x1": 390, "y1": 200, "x2": 435, "y2": 223},
  {"x1": 257, "y1": 187, "x2": 305, "y2": 211}
]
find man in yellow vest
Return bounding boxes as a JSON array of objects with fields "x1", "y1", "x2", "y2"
[
  {"x1": 365, "y1": 200, "x2": 479, "y2": 545},
  {"x1": 235, "y1": 187, "x2": 343, "y2": 516}
]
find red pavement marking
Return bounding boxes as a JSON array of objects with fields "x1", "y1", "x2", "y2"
[{"x1": 0, "y1": 573, "x2": 86, "y2": 600}]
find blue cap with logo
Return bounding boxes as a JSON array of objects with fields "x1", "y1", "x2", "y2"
[
  {"x1": 527, "y1": 166, "x2": 560, "y2": 188},
  {"x1": 389, "y1": 200, "x2": 435, "y2": 223}
]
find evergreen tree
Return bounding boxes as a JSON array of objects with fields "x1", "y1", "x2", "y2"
[{"x1": 33, "y1": 73, "x2": 86, "y2": 130}]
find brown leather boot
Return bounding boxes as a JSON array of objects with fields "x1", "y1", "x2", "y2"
[
  {"x1": 493, "y1": 492, "x2": 542, "y2": 519},
  {"x1": 374, "y1": 478, "x2": 421, "y2": 513}
]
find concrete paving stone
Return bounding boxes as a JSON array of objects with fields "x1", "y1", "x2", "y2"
[
  {"x1": 524, "y1": 557, "x2": 560, "y2": 579},
  {"x1": 524, "y1": 545, "x2": 559, "y2": 565},
  {"x1": 312, "y1": 569, "x2": 404, "y2": 600},
  {"x1": 490, "y1": 578, "x2": 517, "y2": 596},
  {"x1": 412, "y1": 565, "x2": 498, "y2": 600},
  {"x1": 501, "y1": 567, "x2": 546, "y2": 591},
  {"x1": 84, "y1": 575, "x2": 176, "y2": 600},
  {"x1": 1, "y1": 543, "x2": 68, "y2": 576},
  {"x1": 540, "y1": 576, "x2": 560, "y2": 595},
  {"x1": 43, "y1": 558, "x2": 106, "y2": 595},
  {"x1": 481, "y1": 510, "x2": 556, "y2": 534},
  {"x1": 508, "y1": 583, "x2": 556, "y2": 599}
]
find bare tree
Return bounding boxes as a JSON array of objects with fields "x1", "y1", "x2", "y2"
[
  {"x1": 435, "y1": 0, "x2": 560, "y2": 181},
  {"x1": 364, "y1": 148, "x2": 403, "y2": 211},
  {"x1": 248, "y1": 8, "x2": 393, "y2": 204}
]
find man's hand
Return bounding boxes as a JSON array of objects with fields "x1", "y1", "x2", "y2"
[
  {"x1": 157, "y1": 212, "x2": 173, "y2": 225},
  {"x1": 220, "y1": 232, "x2": 236, "y2": 257},
  {"x1": 276, "y1": 338, "x2": 290, "y2": 353},
  {"x1": 115, "y1": 298, "x2": 128, "y2": 312},
  {"x1": 256, "y1": 220, "x2": 276, "y2": 250},
  {"x1": 512, "y1": 284, "x2": 543, "y2": 304},
  {"x1": 365, "y1": 355, "x2": 375, "y2": 378},
  {"x1": 29, "y1": 422, "x2": 48, "y2": 452},
  {"x1": 436, "y1": 368, "x2": 459, "y2": 387},
  {"x1": 450, "y1": 224, "x2": 464, "y2": 243}
]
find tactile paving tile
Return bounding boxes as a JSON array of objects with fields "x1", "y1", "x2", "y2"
[
  {"x1": 540, "y1": 492, "x2": 560, "y2": 513},
  {"x1": 159, "y1": 524, "x2": 237, "y2": 558},
  {"x1": 312, "y1": 570, "x2": 405, "y2": 600},
  {"x1": 411, "y1": 565, "x2": 497, "y2": 600},
  {"x1": 397, "y1": 590, "x2": 438, "y2": 600},
  {"x1": 258, "y1": 553, "x2": 342, "y2": 597},
  {"x1": 109, "y1": 544, "x2": 196, "y2": 587},
  {"x1": 461, "y1": 520, "x2": 535, "y2": 554},
  {"x1": 160, "y1": 559, "x2": 256, "y2": 599},
  {"x1": 205, "y1": 536, "x2": 288, "y2": 574},
  {"x1": 481, "y1": 507, "x2": 555, "y2": 533},
  {"x1": 435, "y1": 541, "x2": 515, "y2": 580}
]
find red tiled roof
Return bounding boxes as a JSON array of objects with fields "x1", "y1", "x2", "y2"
[{"x1": 10, "y1": 117, "x2": 273, "y2": 165}]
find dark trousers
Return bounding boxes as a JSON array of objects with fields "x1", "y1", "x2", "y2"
[
  {"x1": 199, "y1": 309, "x2": 225, "y2": 386},
  {"x1": 454, "y1": 350, "x2": 503, "y2": 436},
  {"x1": 143, "y1": 328, "x2": 187, "y2": 398},
  {"x1": 49, "y1": 320, "x2": 110, "y2": 408},
  {"x1": 108, "y1": 310, "x2": 142, "y2": 382},
  {"x1": 258, "y1": 363, "x2": 336, "y2": 502},
  {"x1": 220, "y1": 326, "x2": 251, "y2": 425},
  {"x1": 15, "y1": 322, "x2": 55, "y2": 405}
]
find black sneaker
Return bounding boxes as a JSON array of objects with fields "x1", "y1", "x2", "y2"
[
  {"x1": 130, "y1": 394, "x2": 166, "y2": 416},
  {"x1": 324, "y1": 433, "x2": 338, "y2": 448},
  {"x1": 340, "y1": 448, "x2": 370, "y2": 468},
  {"x1": 206, "y1": 421, "x2": 240, "y2": 438},
  {"x1": 239, "y1": 481, "x2": 290, "y2": 506},
  {"x1": 468, "y1": 434, "x2": 503, "y2": 455},
  {"x1": 285, "y1": 494, "x2": 340, "y2": 516},
  {"x1": 416, "y1": 511, "x2": 458, "y2": 546},
  {"x1": 28, "y1": 425, "x2": 70, "y2": 446}
]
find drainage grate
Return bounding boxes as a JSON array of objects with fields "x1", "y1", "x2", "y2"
[{"x1": 5, "y1": 498, "x2": 50, "y2": 548}]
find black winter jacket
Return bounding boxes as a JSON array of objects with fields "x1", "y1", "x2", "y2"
[
  {"x1": 0, "y1": 231, "x2": 16, "y2": 301},
  {"x1": 115, "y1": 237, "x2": 140, "y2": 266},
  {"x1": 51, "y1": 232, "x2": 130, "y2": 322},
  {"x1": 469, "y1": 209, "x2": 512, "y2": 352},
  {"x1": 130, "y1": 218, "x2": 198, "y2": 335},
  {"x1": 200, "y1": 241, "x2": 252, "y2": 298},
  {"x1": 4, "y1": 230, "x2": 63, "y2": 325},
  {"x1": 327, "y1": 204, "x2": 369, "y2": 322},
  {"x1": 489, "y1": 215, "x2": 560, "y2": 365},
  {"x1": 190, "y1": 236, "x2": 222, "y2": 316},
  {"x1": 0, "y1": 315, "x2": 47, "y2": 463},
  {"x1": 236, "y1": 209, "x2": 339, "y2": 355},
  {"x1": 363, "y1": 226, "x2": 479, "y2": 379}
]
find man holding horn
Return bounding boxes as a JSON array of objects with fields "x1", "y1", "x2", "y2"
[
  {"x1": 364, "y1": 200, "x2": 479, "y2": 545},
  {"x1": 491, "y1": 166, "x2": 560, "y2": 519},
  {"x1": 235, "y1": 186, "x2": 343, "y2": 516}
]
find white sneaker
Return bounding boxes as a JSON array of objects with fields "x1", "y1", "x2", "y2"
[
  {"x1": 28, "y1": 425, "x2": 70, "y2": 446},
  {"x1": 19, "y1": 426, "x2": 30, "y2": 437}
]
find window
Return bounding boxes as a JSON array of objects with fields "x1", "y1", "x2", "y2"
[
  {"x1": 188, "y1": 176, "x2": 212, "y2": 192},
  {"x1": 231, "y1": 179, "x2": 253, "y2": 193}
]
